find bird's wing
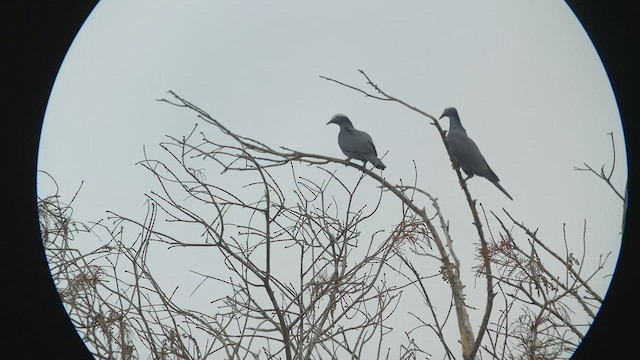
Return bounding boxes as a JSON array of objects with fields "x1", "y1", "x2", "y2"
[
  {"x1": 363, "y1": 132, "x2": 378, "y2": 156},
  {"x1": 448, "y1": 131, "x2": 496, "y2": 180},
  {"x1": 338, "y1": 129, "x2": 386, "y2": 169},
  {"x1": 339, "y1": 129, "x2": 377, "y2": 156}
]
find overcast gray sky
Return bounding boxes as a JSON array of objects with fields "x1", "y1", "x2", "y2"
[{"x1": 38, "y1": 0, "x2": 625, "y2": 358}]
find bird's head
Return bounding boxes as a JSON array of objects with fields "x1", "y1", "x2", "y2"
[
  {"x1": 439, "y1": 107, "x2": 459, "y2": 120},
  {"x1": 327, "y1": 114, "x2": 353, "y2": 127}
]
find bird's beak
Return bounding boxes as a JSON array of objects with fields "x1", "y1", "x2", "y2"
[
  {"x1": 326, "y1": 120, "x2": 333, "y2": 125},
  {"x1": 439, "y1": 114, "x2": 445, "y2": 120}
]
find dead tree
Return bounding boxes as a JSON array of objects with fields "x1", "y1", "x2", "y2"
[{"x1": 40, "y1": 71, "x2": 617, "y2": 359}]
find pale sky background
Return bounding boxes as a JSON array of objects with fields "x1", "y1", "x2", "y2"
[{"x1": 38, "y1": 1, "x2": 625, "y2": 358}]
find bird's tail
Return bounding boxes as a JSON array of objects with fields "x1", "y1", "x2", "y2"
[
  {"x1": 365, "y1": 155, "x2": 386, "y2": 170},
  {"x1": 492, "y1": 181, "x2": 513, "y2": 200}
]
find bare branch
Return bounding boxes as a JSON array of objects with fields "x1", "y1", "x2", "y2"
[{"x1": 573, "y1": 132, "x2": 625, "y2": 202}]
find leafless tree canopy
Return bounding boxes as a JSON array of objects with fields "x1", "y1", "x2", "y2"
[{"x1": 40, "y1": 71, "x2": 622, "y2": 360}]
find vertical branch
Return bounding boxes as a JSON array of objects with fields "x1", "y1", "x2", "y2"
[
  {"x1": 573, "y1": 132, "x2": 625, "y2": 202},
  {"x1": 253, "y1": 157, "x2": 293, "y2": 360}
]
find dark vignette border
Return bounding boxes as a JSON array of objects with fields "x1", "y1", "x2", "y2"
[{"x1": 2, "y1": 1, "x2": 633, "y2": 359}]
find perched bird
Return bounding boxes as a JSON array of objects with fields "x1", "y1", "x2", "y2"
[
  {"x1": 327, "y1": 114, "x2": 386, "y2": 170},
  {"x1": 439, "y1": 107, "x2": 513, "y2": 200}
]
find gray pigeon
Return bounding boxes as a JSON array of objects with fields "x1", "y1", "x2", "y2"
[
  {"x1": 439, "y1": 107, "x2": 513, "y2": 200},
  {"x1": 327, "y1": 114, "x2": 386, "y2": 170}
]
